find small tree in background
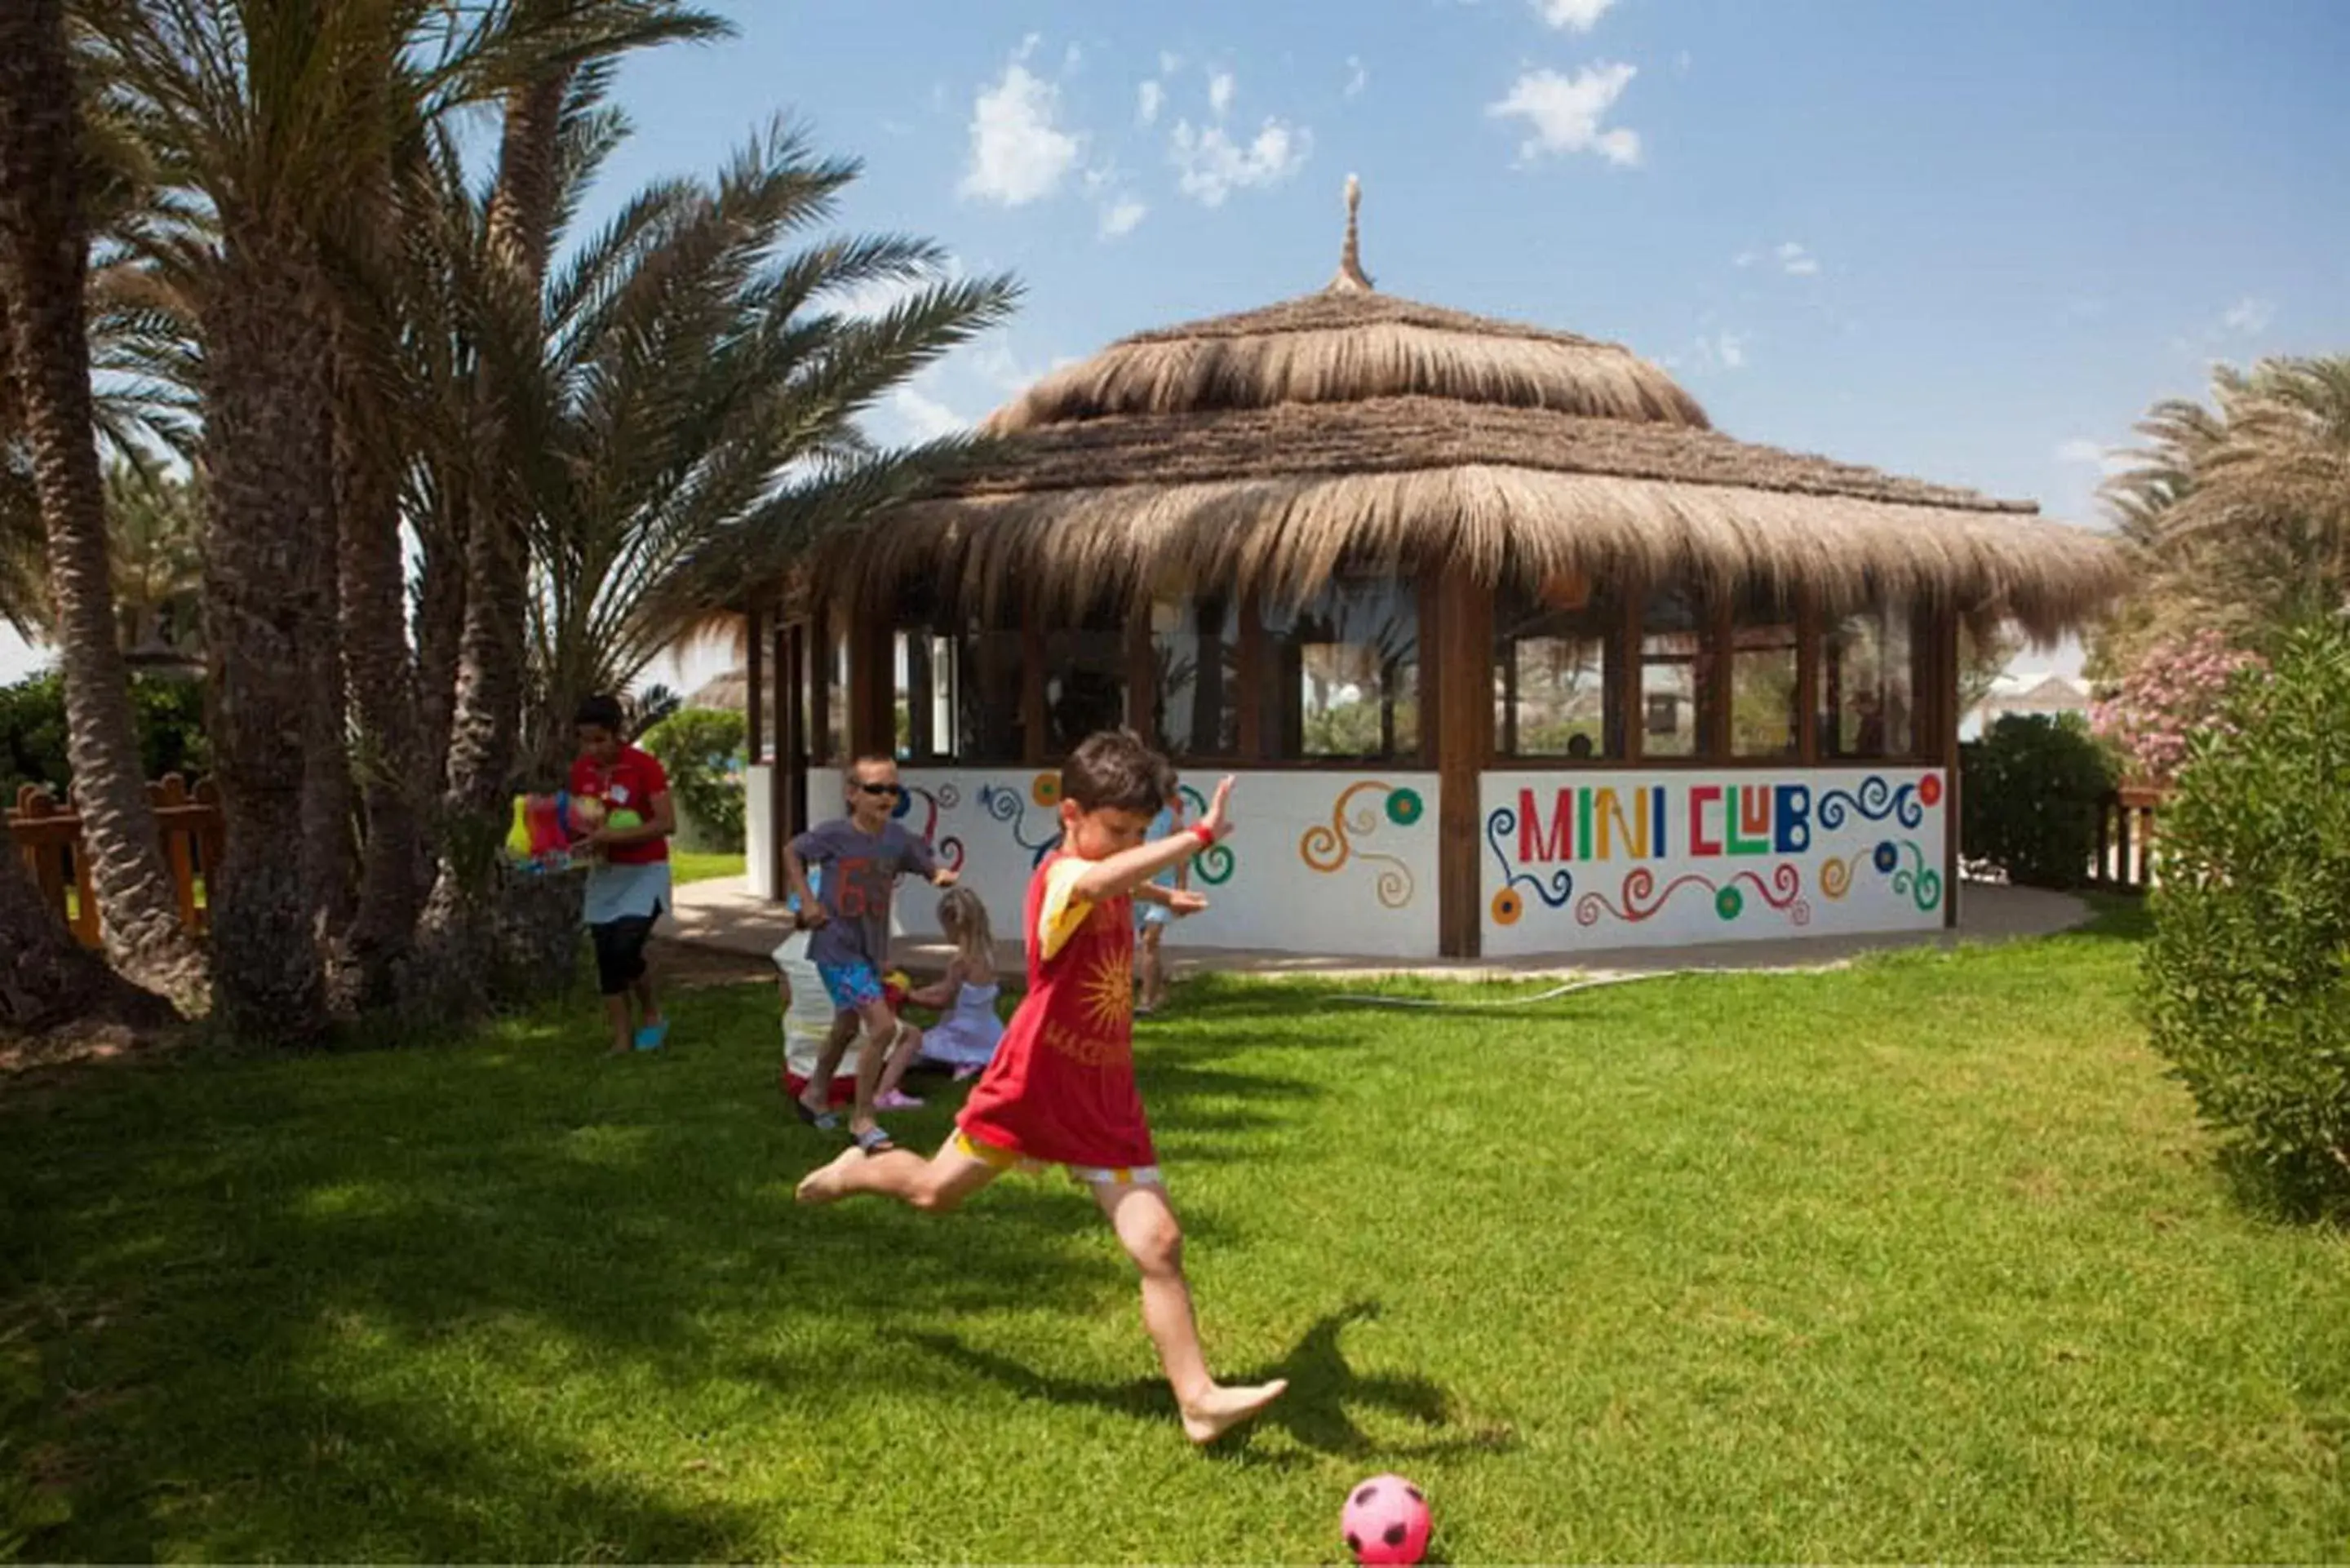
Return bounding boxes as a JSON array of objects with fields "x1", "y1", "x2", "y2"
[
  {"x1": 1958, "y1": 713, "x2": 2115, "y2": 889},
  {"x1": 639, "y1": 707, "x2": 746, "y2": 853},
  {"x1": 2090, "y1": 628, "x2": 2265, "y2": 786},
  {"x1": 2144, "y1": 618, "x2": 2350, "y2": 1221}
]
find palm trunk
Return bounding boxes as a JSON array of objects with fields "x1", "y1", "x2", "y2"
[
  {"x1": 199, "y1": 225, "x2": 335, "y2": 1044},
  {"x1": 0, "y1": 0, "x2": 203, "y2": 1002},
  {"x1": 0, "y1": 846, "x2": 175, "y2": 1035},
  {"x1": 301, "y1": 439, "x2": 356, "y2": 940},
  {"x1": 415, "y1": 499, "x2": 467, "y2": 795},
  {"x1": 336, "y1": 310, "x2": 426, "y2": 1001},
  {"x1": 423, "y1": 72, "x2": 577, "y2": 1008}
]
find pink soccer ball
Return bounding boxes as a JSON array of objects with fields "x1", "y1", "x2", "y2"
[{"x1": 1341, "y1": 1473, "x2": 1430, "y2": 1566}]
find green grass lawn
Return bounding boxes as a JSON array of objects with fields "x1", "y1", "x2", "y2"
[
  {"x1": 671, "y1": 850, "x2": 745, "y2": 886},
  {"x1": 5, "y1": 904, "x2": 2348, "y2": 1561}
]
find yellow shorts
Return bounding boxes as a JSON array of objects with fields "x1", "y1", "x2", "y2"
[{"x1": 952, "y1": 1128, "x2": 1164, "y2": 1189}]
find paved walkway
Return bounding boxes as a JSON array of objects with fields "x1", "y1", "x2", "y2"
[{"x1": 663, "y1": 875, "x2": 2095, "y2": 981}]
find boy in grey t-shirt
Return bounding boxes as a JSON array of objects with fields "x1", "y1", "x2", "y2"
[{"x1": 785, "y1": 754, "x2": 957, "y2": 1147}]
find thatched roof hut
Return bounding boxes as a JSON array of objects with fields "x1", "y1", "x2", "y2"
[
  {"x1": 845, "y1": 178, "x2": 2120, "y2": 640},
  {"x1": 746, "y1": 180, "x2": 2125, "y2": 963}
]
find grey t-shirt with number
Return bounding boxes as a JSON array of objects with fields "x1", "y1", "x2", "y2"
[{"x1": 788, "y1": 817, "x2": 940, "y2": 970}]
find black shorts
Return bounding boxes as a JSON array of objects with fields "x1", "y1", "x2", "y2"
[{"x1": 590, "y1": 912, "x2": 658, "y2": 996}]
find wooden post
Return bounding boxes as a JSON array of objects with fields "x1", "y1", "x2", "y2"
[
  {"x1": 808, "y1": 595, "x2": 831, "y2": 769},
  {"x1": 772, "y1": 612, "x2": 797, "y2": 897},
  {"x1": 1126, "y1": 609, "x2": 1155, "y2": 741},
  {"x1": 1433, "y1": 566, "x2": 1490, "y2": 959},
  {"x1": 1705, "y1": 588, "x2": 1734, "y2": 759},
  {"x1": 1934, "y1": 604, "x2": 1962, "y2": 929},
  {"x1": 745, "y1": 605, "x2": 765, "y2": 764}
]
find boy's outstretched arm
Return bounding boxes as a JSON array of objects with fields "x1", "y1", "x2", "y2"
[
  {"x1": 1070, "y1": 777, "x2": 1234, "y2": 905},
  {"x1": 783, "y1": 844, "x2": 825, "y2": 924}
]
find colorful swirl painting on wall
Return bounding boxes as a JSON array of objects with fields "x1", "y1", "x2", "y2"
[
  {"x1": 892, "y1": 782, "x2": 965, "y2": 871},
  {"x1": 1297, "y1": 782, "x2": 1421, "y2": 910}
]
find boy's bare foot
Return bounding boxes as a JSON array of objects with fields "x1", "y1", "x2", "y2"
[
  {"x1": 1180, "y1": 1379, "x2": 1288, "y2": 1445},
  {"x1": 794, "y1": 1145, "x2": 865, "y2": 1207}
]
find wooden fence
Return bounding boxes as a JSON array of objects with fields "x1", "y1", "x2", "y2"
[
  {"x1": 5, "y1": 775, "x2": 223, "y2": 947},
  {"x1": 2091, "y1": 785, "x2": 2166, "y2": 893}
]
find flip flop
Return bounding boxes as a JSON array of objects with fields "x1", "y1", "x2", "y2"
[
  {"x1": 793, "y1": 1098, "x2": 840, "y2": 1132},
  {"x1": 852, "y1": 1126, "x2": 898, "y2": 1156},
  {"x1": 874, "y1": 1089, "x2": 925, "y2": 1110},
  {"x1": 632, "y1": 1020, "x2": 670, "y2": 1052}
]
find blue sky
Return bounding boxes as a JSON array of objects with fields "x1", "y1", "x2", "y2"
[{"x1": 6, "y1": 0, "x2": 2345, "y2": 689}]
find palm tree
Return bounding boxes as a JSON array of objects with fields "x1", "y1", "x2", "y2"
[
  {"x1": 0, "y1": 0, "x2": 201, "y2": 999},
  {"x1": 2091, "y1": 358, "x2": 2350, "y2": 680},
  {"x1": 509, "y1": 116, "x2": 1019, "y2": 769},
  {"x1": 77, "y1": 0, "x2": 725, "y2": 1041}
]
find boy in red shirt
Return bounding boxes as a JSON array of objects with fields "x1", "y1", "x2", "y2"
[
  {"x1": 796, "y1": 729, "x2": 1287, "y2": 1444},
  {"x1": 570, "y1": 693, "x2": 676, "y2": 1055}
]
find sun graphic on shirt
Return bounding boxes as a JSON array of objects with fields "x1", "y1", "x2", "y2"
[{"x1": 1078, "y1": 946, "x2": 1134, "y2": 1034}]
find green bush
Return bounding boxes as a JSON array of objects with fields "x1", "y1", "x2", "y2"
[
  {"x1": 640, "y1": 706, "x2": 746, "y2": 853},
  {"x1": 1958, "y1": 712, "x2": 2115, "y2": 889},
  {"x1": 0, "y1": 669, "x2": 210, "y2": 804},
  {"x1": 2143, "y1": 620, "x2": 2350, "y2": 1220}
]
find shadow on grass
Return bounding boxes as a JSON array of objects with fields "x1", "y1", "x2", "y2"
[{"x1": 894, "y1": 1300, "x2": 1514, "y2": 1466}]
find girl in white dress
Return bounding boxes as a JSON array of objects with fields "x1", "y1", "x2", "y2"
[{"x1": 908, "y1": 885, "x2": 1004, "y2": 1080}]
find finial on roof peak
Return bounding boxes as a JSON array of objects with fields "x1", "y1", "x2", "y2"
[{"x1": 1330, "y1": 173, "x2": 1373, "y2": 293}]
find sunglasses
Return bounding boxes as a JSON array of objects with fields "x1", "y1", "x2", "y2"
[{"x1": 854, "y1": 782, "x2": 904, "y2": 798}]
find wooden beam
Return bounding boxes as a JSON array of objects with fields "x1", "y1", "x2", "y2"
[
  {"x1": 807, "y1": 595, "x2": 830, "y2": 768},
  {"x1": 1433, "y1": 566, "x2": 1489, "y2": 959},
  {"x1": 1126, "y1": 609, "x2": 1155, "y2": 741},
  {"x1": 1933, "y1": 603, "x2": 1962, "y2": 930}
]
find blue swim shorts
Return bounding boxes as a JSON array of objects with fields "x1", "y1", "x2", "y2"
[{"x1": 817, "y1": 959, "x2": 886, "y2": 1012}]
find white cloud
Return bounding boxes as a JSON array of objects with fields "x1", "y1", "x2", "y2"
[
  {"x1": 959, "y1": 40, "x2": 1084, "y2": 207},
  {"x1": 1714, "y1": 333, "x2": 1745, "y2": 370},
  {"x1": 1159, "y1": 50, "x2": 1182, "y2": 76},
  {"x1": 1534, "y1": 0, "x2": 1617, "y2": 29},
  {"x1": 1208, "y1": 69, "x2": 1236, "y2": 117},
  {"x1": 2221, "y1": 296, "x2": 2274, "y2": 335},
  {"x1": 1099, "y1": 196, "x2": 1149, "y2": 238},
  {"x1": 1170, "y1": 117, "x2": 1312, "y2": 206},
  {"x1": 1732, "y1": 248, "x2": 1758, "y2": 269},
  {"x1": 891, "y1": 386, "x2": 972, "y2": 443},
  {"x1": 1345, "y1": 56, "x2": 1369, "y2": 98},
  {"x1": 1776, "y1": 241, "x2": 1819, "y2": 276},
  {"x1": 1137, "y1": 79, "x2": 1164, "y2": 126},
  {"x1": 1682, "y1": 331, "x2": 1747, "y2": 373},
  {"x1": 1488, "y1": 64, "x2": 1640, "y2": 166},
  {"x1": 2056, "y1": 437, "x2": 2133, "y2": 476}
]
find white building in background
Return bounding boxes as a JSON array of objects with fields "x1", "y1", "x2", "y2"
[{"x1": 1963, "y1": 671, "x2": 2091, "y2": 738}]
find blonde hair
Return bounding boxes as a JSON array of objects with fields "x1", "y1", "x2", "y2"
[{"x1": 937, "y1": 885, "x2": 995, "y2": 974}]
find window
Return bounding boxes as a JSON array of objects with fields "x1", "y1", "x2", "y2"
[
  {"x1": 952, "y1": 605, "x2": 1026, "y2": 764},
  {"x1": 893, "y1": 627, "x2": 959, "y2": 764},
  {"x1": 1495, "y1": 571, "x2": 1619, "y2": 760},
  {"x1": 1044, "y1": 608, "x2": 1129, "y2": 756},
  {"x1": 1266, "y1": 577, "x2": 1421, "y2": 761},
  {"x1": 1149, "y1": 595, "x2": 1241, "y2": 759},
  {"x1": 1820, "y1": 601, "x2": 1917, "y2": 759},
  {"x1": 1729, "y1": 583, "x2": 1799, "y2": 759},
  {"x1": 1638, "y1": 586, "x2": 1710, "y2": 759}
]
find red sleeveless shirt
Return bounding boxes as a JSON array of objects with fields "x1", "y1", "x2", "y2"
[{"x1": 956, "y1": 850, "x2": 1153, "y2": 1169}]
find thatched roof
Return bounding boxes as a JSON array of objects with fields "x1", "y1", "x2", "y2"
[{"x1": 844, "y1": 179, "x2": 2122, "y2": 640}]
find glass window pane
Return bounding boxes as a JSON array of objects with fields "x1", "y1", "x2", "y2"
[
  {"x1": 1266, "y1": 578, "x2": 1420, "y2": 762},
  {"x1": 892, "y1": 629, "x2": 960, "y2": 763},
  {"x1": 1820, "y1": 602, "x2": 1916, "y2": 760},
  {"x1": 1730, "y1": 585, "x2": 1799, "y2": 759},
  {"x1": 1638, "y1": 586, "x2": 1709, "y2": 759},
  {"x1": 1150, "y1": 595, "x2": 1240, "y2": 759},
  {"x1": 1495, "y1": 572, "x2": 1618, "y2": 760},
  {"x1": 1044, "y1": 609, "x2": 1128, "y2": 756}
]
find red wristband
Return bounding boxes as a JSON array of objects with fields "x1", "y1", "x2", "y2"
[{"x1": 1189, "y1": 823, "x2": 1217, "y2": 850}]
